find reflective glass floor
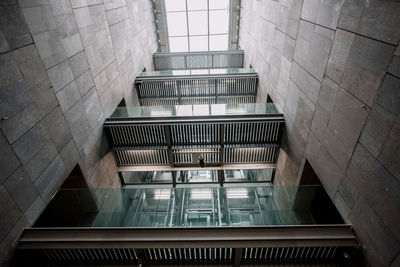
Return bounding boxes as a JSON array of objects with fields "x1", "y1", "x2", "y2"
[{"x1": 34, "y1": 185, "x2": 343, "y2": 228}]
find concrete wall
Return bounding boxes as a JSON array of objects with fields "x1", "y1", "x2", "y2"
[
  {"x1": 0, "y1": 0, "x2": 157, "y2": 264},
  {"x1": 240, "y1": 0, "x2": 399, "y2": 266}
]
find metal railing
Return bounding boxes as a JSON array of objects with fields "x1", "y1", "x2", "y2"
[
  {"x1": 153, "y1": 50, "x2": 244, "y2": 70},
  {"x1": 104, "y1": 104, "x2": 284, "y2": 167},
  {"x1": 135, "y1": 68, "x2": 258, "y2": 106}
]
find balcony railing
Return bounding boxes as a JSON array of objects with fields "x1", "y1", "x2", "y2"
[
  {"x1": 104, "y1": 103, "x2": 284, "y2": 167},
  {"x1": 153, "y1": 50, "x2": 244, "y2": 70},
  {"x1": 17, "y1": 185, "x2": 358, "y2": 265},
  {"x1": 135, "y1": 68, "x2": 258, "y2": 106}
]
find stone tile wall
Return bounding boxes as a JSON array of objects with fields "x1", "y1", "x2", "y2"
[
  {"x1": 0, "y1": 0, "x2": 157, "y2": 264},
  {"x1": 240, "y1": 0, "x2": 400, "y2": 266}
]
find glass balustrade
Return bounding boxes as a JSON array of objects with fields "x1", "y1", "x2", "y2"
[
  {"x1": 33, "y1": 185, "x2": 344, "y2": 228},
  {"x1": 137, "y1": 68, "x2": 256, "y2": 78},
  {"x1": 109, "y1": 103, "x2": 280, "y2": 119}
]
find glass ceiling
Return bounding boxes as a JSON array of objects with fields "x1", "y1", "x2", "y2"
[{"x1": 165, "y1": 0, "x2": 230, "y2": 52}]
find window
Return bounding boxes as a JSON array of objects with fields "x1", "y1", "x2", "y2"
[{"x1": 165, "y1": 0, "x2": 230, "y2": 52}]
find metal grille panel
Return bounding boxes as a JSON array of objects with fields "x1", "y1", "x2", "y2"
[
  {"x1": 172, "y1": 145, "x2": 220, "y2": 164},
  {"x1": 224, "y1": 121, "x2": 282, "y2": 143},
  {"x1": 153, "y1": 51, "x2": 244, "y2": 70},
  {"x1": 224, "y1": 144, "x2": 279, "y2": 163},
  {"x1": 114, "y1": 147, "x2": 169, "y2": 165},
  {"x1": 171, "y1": 123, "x2": 220, "y2": 145},
  {"x1": 109, "y1": 125, "x2": 166, "y2": 146}
]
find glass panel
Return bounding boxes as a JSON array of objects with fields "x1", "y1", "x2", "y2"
[
  {"x1": 137, "y1": 68, "x2": 256, "y2": 78},
  {"x1": 209, "y1": 0, "x2": 229, "y2": 9},
  {"x1": 34, "y1": 185, "x2": 345, "y2": 227},
  {"x1": 209, "y1": 10, "x2": 229, "y2": 34},
  {"x1": 210, "y1": 34, "x2": 228, "y2": 51},
  {"x1": 188, "y1": 11, "x2": 207, "y2": 35},
  {"x1": 121, "y1": 171, "x2": 173, "y2": 184},
  {"x1": 169, "y1": 36, "x2": 189, "y2": 52},
  {"x1": 187, "y1": 0, "x2": 207, "y2": 10},
  {"x1": 166, "y1": 12, "x2": 187, "y2": 36},
  {"x1": 165, "y1": 0, "x2": 186, "y2": 12},
  {"x1": 110, "y1": 103, "x2": 280, "y2": 118},
  {"x1": 189, "y1": 36, "x2": 208, "y2": 51}
]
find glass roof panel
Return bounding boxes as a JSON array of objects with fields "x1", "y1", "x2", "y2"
[
  {"x1": 209, "y1": 10, "x2": 229, "y2": 34},
  {"x1": 187, "y1": 0, "x2": 207, "y2": 10},
  {"x1": 165, "y1": 0, "x2": 186, "y2": 12},
  {"x1": 166, "y1": 12, "x2": 187, "y2": 36},
  {"x1": 210, "y1": 34, "x2": 228, "y2": 51},
  {"x1": 169, "y1": 36, "x2": 188, "y2": 52},
  {"x1": 209, "y1": 0, "x2": 229, "y2": 9},
  {"x1": 189, "y1": 36, "x2": 208, "y2": 51},
  {"x1": 188, "y1": 11, "x2": 208, "y2": 35}
]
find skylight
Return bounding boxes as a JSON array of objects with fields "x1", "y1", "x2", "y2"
[{"x1": 165, "y1": 0, "x2": 230, "y2": 52}]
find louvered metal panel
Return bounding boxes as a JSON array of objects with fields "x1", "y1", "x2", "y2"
[
  {"x1": 224, "y1": 121, "x2": 282, "y2": 143},
  {"x1": 171, "y1": 124, "x2": 220, "y2": 145},
  {"x1": 136, "y1": 75, "x2": 258, "y2": 106},
  {"x1": 172, "y1": 145, "x2": 220, "y2": 164},
  {"x1": 224, "y1": 144, "x2": 279, "y2": 163},
  {"x1": 114, "y1": 147, "x2": 169, "y2": 166},
  {"x1": 153, "y1": 50, "x2": 244, "y2": 70},
  {"x1": 108, "y1": 125, "x2": 167, "y2": 146}
]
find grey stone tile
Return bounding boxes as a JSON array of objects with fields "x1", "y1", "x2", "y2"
[
  {"x1": 47, "y1": 59, "x2": 75, "y2": 92},
  {"x1": 275, "y1": 0, "x2": 303, "y2": 39},
  {"x1": 294, "y1": 20, "x2": 334, "y2": 82},
  {"x1": 340, "y1": 60, "x2": 382, "y2": 107},
  {"x1": 11, "y1": 122, "x2": 50, "y2": 165},
  {"x1": 0, "y1": 80, "x2": 34, "y2": 119},
  {"x1": 0, "y1": 185, "x2": 22, "y2": 241},
  {"x1": 68, "y1": 50, "x2": 89, "y2": 77},
  {"x1": 34, "y1": 155, "x2": 66, "y2": 200},
  {"x1": 348, "y1": 35, "x2": 396, "y2": 77},
  {"x1": 283, "y1": 80, "x2": 300, "y2": 124},
  {"x1": 76, "y1": 69, "x2": 95, "y2": 96},
  {"x1": 56, "y1": 81, "x2": 81, "y2": 112},
  {"x1": 322, "y1": 124, "x2": 353, "y2": 170},
  {"x1": 304, "y1": 131, "x2": 321, "y2": 166},
  {"x1": 4, "y1": 167, "x2": 38, "y2": 212},
  {"x1": 21, "y1": 5, "x2": 56, "y2": 35},
  {"x1": 0, "y1": 53, "x2": 22, "y2": 88},
  {"x1": 82, "y1": 87, "x2": 104, "y2": 131},
  {"x1": 42, "y1": 107, "x2": 72, "y2": 151},
  {"x1": 59, "y1": 139, "x2": 80, "y2": 176},
  {"x1": 352, "y1": 196, "x2": 400, "y2": 264},
  {"x1": 18, "y1": 53, "x2": 47, "y2": 87},
  {"x1": 315, "y1": 146, "x2": 344, "y2": 197},
  {"x1": 70, "y1": 0, "x2": 103, "y2": 9},
  {"x1": 326, "y1": 29, "x2": 355, "y2": 84},
  {"x1": 317, "y1": 77, "x2": 338, "y2": 112},
  {"x1": 357, "y1": 1, "x2": 400, "y2": 46},
  {"x1": 388, "y1": 55, "x2": 400, "y2": 78},
  {"x1": 24, "y1": 139, "x2": 58, "y2": 180},
  {"x1": 64, "y1": 100, "x2": 93, "y2": 158},
  {"x1": 310, "y1": 104, "x2": 329, "y2": 141},
  {"x1": 379, "y1": 117, "x2": 400, "y2": 180},
  {"x1": 333, "y1": 191, "x2": 351, "y2": 222},
  {"x1": 0, "y1": 131, "x2": 20, "y2": 184},
  {"x1": 30, "y1": 79, "x2": 58, "y2": 117},
  {"x1": 293, "y1": 92, "x2": 315, "y2": 143},
  {"x1": 327, "y1": 87, "x2": 368, "y2": 150},
  {"x1": 11, "y1": 44, "x2": 38, "y2": 63},
  {"x1": 17, "y1": 0, "x2": 49, "y2": 8},
  {"x1": 0, "y1": 5, "x2": 32, "y2": 54},
  {"x1": 104, "y1": 0, "x2": 125, "y2": 11},
  {"x1": 49, "y1": 0, "x2": 72, "y2": 16},
  {"x1": 360, "y1": 104, "x2": 395, "y2": 157},
  {"x1": 273, "y1": 29, "x2": 296, "y2": 61},
  {"x1": 302, "y1": 0, "x2": 343, "y2": 30},
  {"x1": 33, "y1": 30, "x2": 83, "y2": 69},
  {"x1": 24, "y1": 196, "x2": 45, "y2": 225},
  {"x1": 290, "y1": 61, "x2": 321, "y2": 104},
  {"x1": 106, "y1": 6, "x2": 128, "y2": 26},
  {"x1": 376, "y1": 74, "x2": 400, "y2": 116},
  {"x1": 0, "y1": 103, "x2": 42, "y2": 144}
]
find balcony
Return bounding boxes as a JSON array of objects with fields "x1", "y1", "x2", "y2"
[
  {"x1": 104, "y1": 103, "x2": 284, "y2": 168},
  {"x1": 153, "y1": 50, "x2": 244, "y2": 70},
  {"x1": 17, "y1": 185, "x2": 358, "y2": 265},
  {"x1": 135, "y1": 68, "x2": 258, "y2": 106}
]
